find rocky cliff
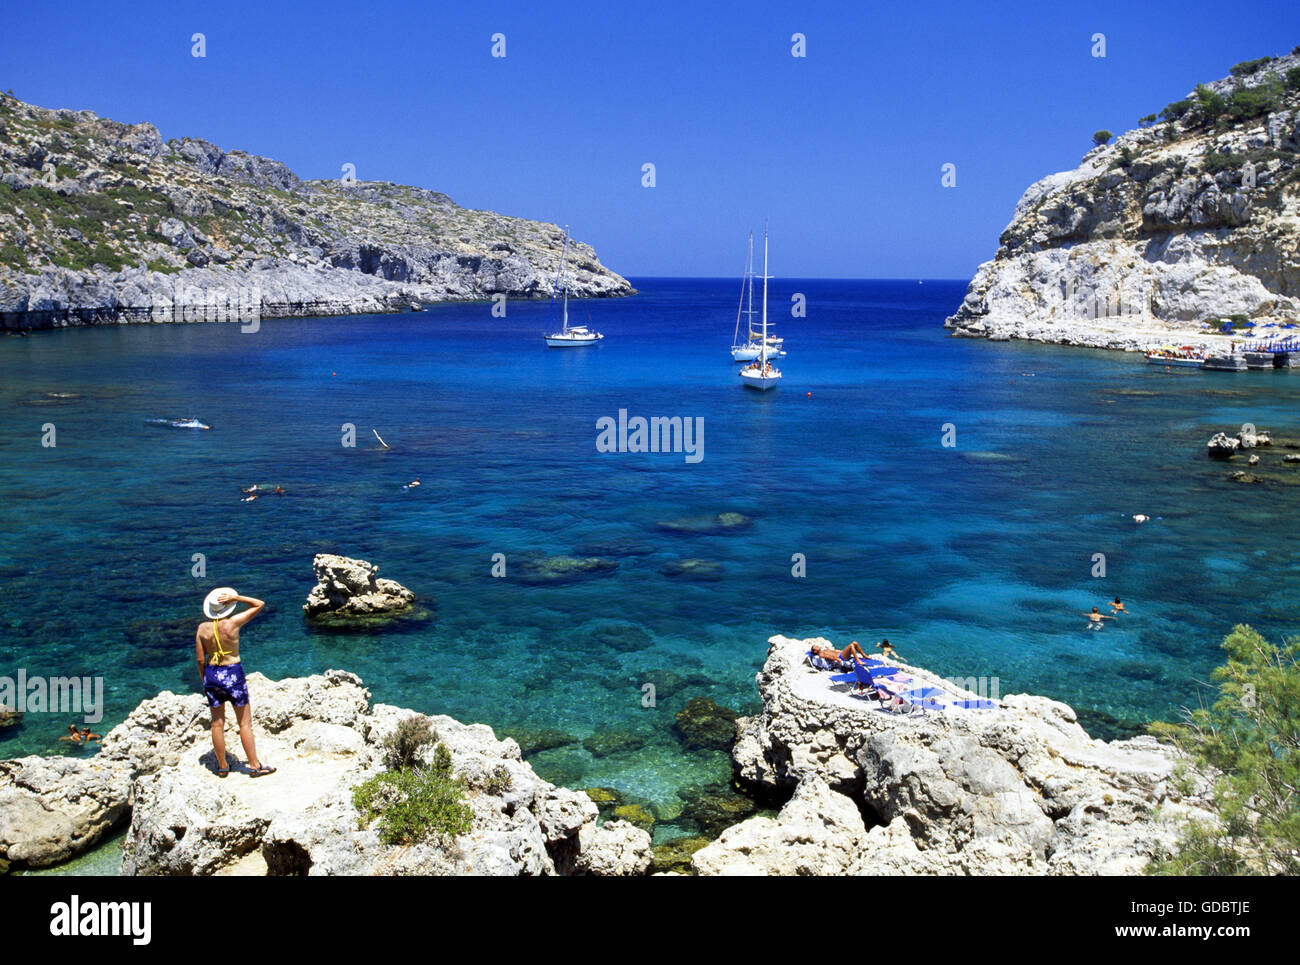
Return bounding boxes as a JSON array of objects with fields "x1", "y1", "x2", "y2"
[
  {"x1": 0, "y1": 670, "x2": 651, "y2": 876},
  {"x1": 946, "y1": 50, "x2": 1300, "y2": 350},
  {"x1": 693, "y1": 636, "x2": 1214, "y2": 875},
  {"x1": 0, "y1": 93, "x2": 633, "y2": 329}
]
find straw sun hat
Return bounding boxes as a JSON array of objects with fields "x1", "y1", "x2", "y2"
[{"x1": 202, "y1": 587, "x2": 238, "y2": 620}]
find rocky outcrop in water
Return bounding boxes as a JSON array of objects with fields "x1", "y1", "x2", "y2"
[
  {"x1": 694, "y1": 636, "x2": 1215, "y2": 875},
  {"x1": 0, "y1": 94, "x2": 632, "y2": 330},
  {"x1": 302, "y1": 553, "x2": 418, "y2": 624},
  {"x1": 0, "y1": 670, "x2": 650, "y2": 875},
  {"x1": 946, "y1": 51, "x2": 1300, "y2": 350}
]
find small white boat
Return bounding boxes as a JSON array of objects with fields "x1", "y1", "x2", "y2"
[
  {"x1": 739, "y1": 223, "x2": 781, "y2": 392},
  {"x1": 544, "y1": 227, "x2": 603, "y2": 348},
  {"x1": 146, "y1": 417, "x2": 211, "y2": 430}
]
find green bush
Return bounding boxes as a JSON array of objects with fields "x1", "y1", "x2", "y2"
[
  {"x1": 1138, "y1": 113, "x2": 1157, "y2": 126},
  {"x1": 483, "y1": 765, "x2": 513, "y2": 796},
  {"x1": 1286, "y1": 67, "x2": 1300, "y2": 92},
  {"x1": 352, "y1": 742, "x2": 473, "y2": 845},
  {"x1": 1229, "y1": 56, "x2": 1275, "y2": 77},
  {"x1": 1147, "y1": 625, "x2": 1300, "y2": 876},
  {"x1": 1226, "y1": 80, "x2": 1283, "y2": 121},
  {"x1": 1160, "y1": 99, "x2": 1192, "y2": 122},
  {"x1": 1204, "y1": 152, "x2": 1246, "y2": 173},
  {"x1": 1092, "y1": 129, "x2": 1113, "y2": 146},
  {"x1": 382, "y1": 715, "x2": 436, "y2": 771},
  {"x1": 1192, "y1": 84, "x2": 1226, "y2": 125}
]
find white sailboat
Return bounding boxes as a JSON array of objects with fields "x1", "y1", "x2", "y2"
[
  {"x1": 730, "y1": 232, "x2": 785, "y2": 360},
  {"x1": 739, "y1": 223, "x2": 781, "y2": 391},
  {"x1": 544, "y1": 226, "x2": 603, "y2": 347}
]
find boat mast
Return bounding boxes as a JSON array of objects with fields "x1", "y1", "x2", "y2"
[
  {"x1": 560, "y1": 226, "x2": 570, "y2": 334},
  {"x1": 760, "y1": 221, "x2": 769, "y2": 367},
  {"x1": 734, "y1": 232, "x2": 753, "y2": 348}
]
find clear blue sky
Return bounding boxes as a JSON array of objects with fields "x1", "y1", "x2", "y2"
[{"x1": 3, "y1": 1, "x2": 1297, "y2": 278}]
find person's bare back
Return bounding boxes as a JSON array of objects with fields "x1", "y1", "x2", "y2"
[{"x1": 196, "y1": 616, "x2": 243, "y2": 665}]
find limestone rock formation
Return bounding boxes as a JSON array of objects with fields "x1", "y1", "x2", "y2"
[
  {"x1": 302, "y1": 553, "x2": 417, "y2": 621},
  {"x1": 1, "y1": 669, "x2": 648, "y2": 875},
  {"x1": 705, "y1": 635, "x2": 1216, "y2": 876},
  {"x1": 0, "y1": 94, "x2": 632, "y2": 330},
  {"x1": 946, "y1": 51, "x2": 1300, "y2": 351}
]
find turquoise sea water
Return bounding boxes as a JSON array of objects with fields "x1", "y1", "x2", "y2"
[{"x1": 3, "y1": 277, "x2": 1300, "y2": 856}]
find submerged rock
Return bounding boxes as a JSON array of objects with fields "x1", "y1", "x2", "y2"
[
  {"x1": 611, "y1": 803, "x2": 656, "y2": 833},
  {"x1": 656, "y1": 512, "x2": 752, "y2": 535},
  {"x1": 585, "y1": 622, "x2": 653, "y2": 653},
  {"x1": 506, "y1": 727, "x2": 579, "y2": 757},
  {"x1": 582, "y1": 729, "x2": 650, "y2": 758},
  {"x1": 651, "y1": 835, "x2": 710, "y2": 875},
  {"x1": 673, "y1": 697, "x2": 740, "y2": 751},
  {"x1": 515, "y1": 554, "x2": 618, "y2": 586},
  {"x1": 660, "y1": 558, "x2": 725, "y2": 581},
  {"x1": 302, "y1": 554, "x2": 418, "y2": 624},
  {"x1": 675, "y1": 780, "x2": 761, "y2": 836}
]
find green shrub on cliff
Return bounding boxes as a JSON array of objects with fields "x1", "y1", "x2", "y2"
[
  {"x1": 353, "y1": 735, "x2": 473, "y2": 845},
  {"x1": 382, "y1": 714, "x2": 436, "y2": 770},
  {"x1": 1226, "y1": 79, "x2": 1283, "y2": 121},
  {"x1": 1192, "y1": 84, "x2": 1226, "y2": 126},
  {"x1": 1286, "y1": 67, "x2": 1300, "y2": 92},
  {"x1": 1147, "y1": 625, "x2": 1300, "y2": 876},
  {"x1": 1229, "y1": 56, "x2": 1275, "y2": 77},
  {"x1": 1092, "y1": 130, "x2": 1113, "y2": 146}
]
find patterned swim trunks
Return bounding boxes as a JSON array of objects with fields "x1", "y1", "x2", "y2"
[{"x1": 203, "y1": 662, "x2": 249, "y2": 708}]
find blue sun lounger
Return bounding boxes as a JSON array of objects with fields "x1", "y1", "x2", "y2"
[{"x1": 832, "y1": 660, "x2": 932, "y2": 712}]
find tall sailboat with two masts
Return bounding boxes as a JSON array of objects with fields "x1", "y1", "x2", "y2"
[{"x1": 738, "y1": 223, "x2": 781, "y2": 391}]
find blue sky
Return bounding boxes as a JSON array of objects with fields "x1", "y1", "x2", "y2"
[{"x1": 2, "y1": 1, "x2": 1298, "y2": 278}]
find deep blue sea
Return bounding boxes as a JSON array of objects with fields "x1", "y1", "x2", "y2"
[{"x1": 3, "y1": 277, "x2": 1300, "y2": 848}]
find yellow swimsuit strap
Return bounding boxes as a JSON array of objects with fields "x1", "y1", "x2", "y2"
[{"x1": 211, "y1": 619, "x2": 232, "y2": 665}]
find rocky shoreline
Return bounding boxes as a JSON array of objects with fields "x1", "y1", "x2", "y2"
[
  {"x1": 2, "y1": 636, "x2": 1217, "y2": 876},
  {"x1": 0, "y1": 670, "x2": 651, "y2": 876},
  {"x1": 691, "y1": 636, "x2": 1214, "y2": 875},
  {"x1": 0, "y1": 93, "x2": 633, "y2": 331},
  {"x1": 945, "y1": 51, "x2": 1300, "y2": 353}
]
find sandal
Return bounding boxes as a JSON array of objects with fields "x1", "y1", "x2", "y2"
[
  {"x1": 217, "y1": 765, "x2": 230, "y2": 778},
  {"x1": 248, "y1": 764, "x2": 277, "y2": 777}
]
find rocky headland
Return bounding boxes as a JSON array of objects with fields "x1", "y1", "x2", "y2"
[
  {"x1": 0, "y1": 670, "x2": 651, "y2": 875},
  {"x1": 692, "y1": 636, "x2": 1214, "y2": 875},
  {"x1": 0, "y1": 93, "x2": 633, "y2": 330},
  {"x1": 946, "y1": 50, "x2": 1300, "y2": 352}
]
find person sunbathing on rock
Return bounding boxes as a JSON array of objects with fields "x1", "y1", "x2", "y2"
[
  {"x1": 195, "y1": 588, "x2": 276, "y2": 778},
  {"x1": 809, "y1": 641, "x2": 868, "y2": 669}
]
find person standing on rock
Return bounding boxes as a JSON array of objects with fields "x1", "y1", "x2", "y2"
[{"x1": 195, "y1": 588, "x2": 276, "y2": 778}]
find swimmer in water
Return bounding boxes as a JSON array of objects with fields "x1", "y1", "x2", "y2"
[
  {"x1": 58, "y1": 724, "x2": 83, "y2": 744},
  {"x1": 79, "y1": 727, "x2": 102, "y2": 743},
  {"x1": 1110, "y1": 597, "x2": 1127, "y2": 615},
  {"x1": 402, "y1": 477, "x2": 421, "y2": 491},
  {"x1": 1084, "y1": 607, "x2": 1115, "y2": 630},
  {"x1": 1133, "y1": 514, "x2": 1150, "y2": 524},
  {"x1": 876, "y1": 638, "x2": 903, "y2": 661}
]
